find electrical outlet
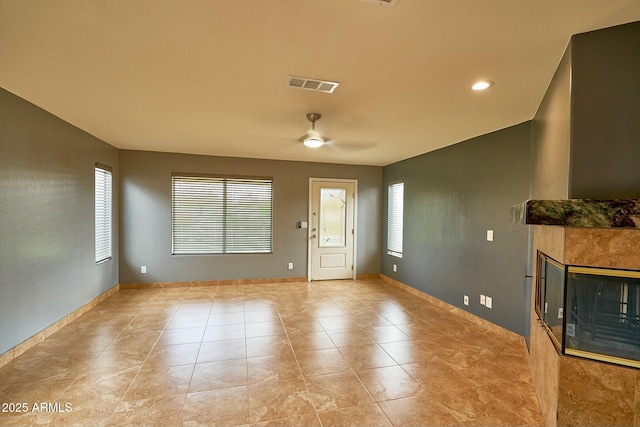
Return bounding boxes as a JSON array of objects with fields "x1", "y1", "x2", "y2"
[
  {"x1": 486, "y1": 296, "x2": 493, "y2": 309},
  {"x1": 141, "y1": 266, "x2": 147, "y2": 274},
  {"x1": 393, "y1": 264, "x2": 397, "y2": 272},
  {"x1": 480, "y1": 294, "x2": 486, "y2": 306},
  {"x1": 463, "y1": 295, "x2": 469, "y2": 306},
  {"x1": 288, "y1": 262, "x2": 293, "y2": 270}
]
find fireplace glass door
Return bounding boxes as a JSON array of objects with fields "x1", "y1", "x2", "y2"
[
  {"x1": 536, "y1": 252, "x2": 565, "y2": 349},
  {"x1": 565, "y1": 266, "x2": 640, "y2": 366}
]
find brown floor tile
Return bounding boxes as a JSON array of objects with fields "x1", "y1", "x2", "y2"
[
  {"x1": 157, "y1": 327, "x2": 205, "y2": 345},
  {"x1": 175, "y1": 303, "x2": 212, "y2": 316},
  {"x1": 247, "y1": 355, "x2": 304, "y2": 385},
  {"x1": 245, "y1": 321, "x2": 285, "y2": 338},
  {"x1": 246, "y1": 336, "x2": 293, "y2": 358},
  {"x1": 31, "y1": 405, "x2": 114, "y2": 427},
  {"x1": 318, "y1": 403, "x2": 393, "y2": 427},
  {"x1": 480, "y1": 381, "x2": 546, "y2": 426},
  {"x1": 189, "y1": 359, "x2": 247, "y2": 392},
  {"x1": 198, "y1": 339, "x2": 246, "y2": 362},
  {"x1": 305, "y1": 371, "x2": 374, "y2": 411},
  {"x1": 338, "y1": 344, "x2": 398, "y2": 370},
  {"x1": 123, "y1": 365, "x2": 194, "y2": 401},
  {"x1": 244, "y1": 310, "x2": 278, "y2": 323},
  {"x1": 356, "y1": 365, "x2": 424, "y2": 401},
  {"x1": 379, "y1": 310, "x2": 417, "y2": 325},
  {"x1": 402, "y1": 358, "x2": 477, "y2": 394},
  {"x1": 103, "y1": 329, "x2": 160, "y2": 355},
  {"x1": 432, "y1": 386, "x2": 530, "y2": 427},
  {"x1": 288, "y1": 330, "x2": 336, "y2": 352},
  {"x1": 378, "y1": 394, "x2": 462, "y2": 427},
  {"x1": 107, "y1": 394, "x2": 185, "y2": 427},
  {"x1": 181, "y1": 386, "x2": 249, "y2": 427},
  {"x1": 252, "y1": 413, "x2": 321, "y2": 427},
  {"x1": 0, "y1": 375, "x2": 74, "y2": 405},
  {"x1": 367, "y1": 325, "x2": 412, "y2": 344},
  {"x1": 297, "y1": 348, "x2": 351, "y2": 377},
  {"x1": 380, "y1": 339, "x2": 440, "y2": 365},
  {"x1": 327, "y1": 328, "x2": 377, "y2": 348},
  {"x1": 142, "y1": 343, "x2": 200, "y2": 369},
  {"x1": 0, "y1": 279, "x2": 543, "y2": 427},
  {"x1": 59, "y1": 370, "x2": 138, "y2": 412},
  {"x1": 350, "y1": 312, "x2": 392, "y2": 329},
  {"x1": 202, "y1": 323, "x2": 245, "y2": 341},
  {"x1": 208, "y1": 311, "x2": 245, "y2": 326},
  {"x1": 166, "y1": 314, "x2": 209, "y2": 329},
  {"x1": 244, "y1": 301, "x2": 276, "y2": 312},
  {"x1": 83, "y1": 350, "x2": 146, "y2": 376},
  {"x1": 248, "y1": 379, "x2": 315, "y2": 423},
  {"x1": 210, "y1": 300, "x2": 245, "y2": 314},
  {"x1": 312, "y1": 306, "x2": 346, "y2": 318},
  {"x1": 317, "y1": 315, "x2": 358, "y2": 331},
  {"x1": 126, "y1": 313, "x2": 173, "y2": 331}
]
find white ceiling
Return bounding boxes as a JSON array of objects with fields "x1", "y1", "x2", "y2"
[{"x1": 1, "y1": 1, "x2": 640, "y2": 166}]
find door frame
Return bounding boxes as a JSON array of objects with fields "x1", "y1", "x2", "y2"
[{"x1": 307, "y1": 178, "x2": 358, "y2": 281}]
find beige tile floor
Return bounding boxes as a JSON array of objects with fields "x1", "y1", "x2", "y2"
[{"x1": 0, "y1": 279, "x2": 544, "y2": 427}]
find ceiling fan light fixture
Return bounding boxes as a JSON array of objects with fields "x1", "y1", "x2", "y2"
[
  {"x1": 302, "y1": 113, "x2": 325, "y2": 148},
  {"x1": 303, "y1": 137, "x2": 324, "y2": 148}
]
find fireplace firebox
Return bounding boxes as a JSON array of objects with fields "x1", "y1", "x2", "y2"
[{"x1": 536, "y1": 251, "x2": 640, "y2": 368}]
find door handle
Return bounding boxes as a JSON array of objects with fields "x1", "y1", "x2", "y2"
[{"x1": 311, "y1": 234, "x2": 317, "y2": 239}]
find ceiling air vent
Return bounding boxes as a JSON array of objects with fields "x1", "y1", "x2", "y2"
[
  {"x1": 359, "y1": 0, "x2": 398, "y2": 6},
  {"x1": 287, "y1": 76, "x2": 340, "y2": 94}
]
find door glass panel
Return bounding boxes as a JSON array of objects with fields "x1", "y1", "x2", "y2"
[{"x1": 319, "y1": 188, "x2": 346, "y2": 247}]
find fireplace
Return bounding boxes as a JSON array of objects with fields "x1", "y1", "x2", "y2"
[
  {"x1": 513, "y1": 199, "x2": 640, "y2": 427},
  {"x1": 535, "y1": 251, "x2": 640, "y2": 368}
]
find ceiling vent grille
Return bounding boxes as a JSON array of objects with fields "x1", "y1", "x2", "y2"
[
  {"x1": 287, "y1": 76, "x2": 340, "y2": 94},
  {"x1": 359, "y1": 0, "x2": 398, "y2": 6}
]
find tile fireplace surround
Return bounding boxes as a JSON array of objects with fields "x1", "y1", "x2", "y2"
[{"x1": 514, "y1": 199, "x2": 640, "y2": 427}]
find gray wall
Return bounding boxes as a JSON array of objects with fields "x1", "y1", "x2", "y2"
[
  {"x1": 0, "y1": 88, "x2": 119, "y2": 355},
  {"x1": 531, "y1": 45, "x2": 572, "y2": 200},
  {"x1": 569, "y1": 21, "x2": 640, "y2": 199},
  {"x1": 119, "y1": 150, "x2": 382, "y2": 283},
  {"x1": 382, "y1": 123, "x2": 532, "y2": 335}
]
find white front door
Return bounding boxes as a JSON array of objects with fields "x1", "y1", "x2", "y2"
[{"x1": 309, "y1": 179, "x2": 356, "y2": 281}]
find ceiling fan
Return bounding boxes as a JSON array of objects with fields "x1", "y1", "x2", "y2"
[
  {"x1": 296, "y1": 112, "x2": 378, "y2": 153},
  {"x1": 301, "y1": 113, "x2": 325, "y2": 148}
]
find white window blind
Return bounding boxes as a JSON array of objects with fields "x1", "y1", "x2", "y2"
[
  {"x1": 95, "y1": 164, "x2": 113, "y2": 263},
  {"x1": 387, "y1": 181, "x2": 404, "y2": 258},
  {"x1": 172, "y1": 175, "x2": 273, "y2": 254}
]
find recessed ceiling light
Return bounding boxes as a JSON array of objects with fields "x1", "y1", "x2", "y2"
[{"x1": 471, "y1": 80, "x2": 494, "y2": 91}]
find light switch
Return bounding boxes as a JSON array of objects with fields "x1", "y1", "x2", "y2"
[{"x1": 487, "y1": 230, "x2": 494, "y2": 241}]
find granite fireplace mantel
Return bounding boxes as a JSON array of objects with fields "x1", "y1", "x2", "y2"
[{"x1": 511, "y1": 199, "x2": 640, "y2": 228}]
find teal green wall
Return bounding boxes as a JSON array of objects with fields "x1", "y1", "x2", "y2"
[
  {"x1": 382, "y1": 123, "x2": 532, "y2": 335},
  {"x1": 0, "y1": 88, "x2": 119, "y2": 355},
  {"x1": 569, "y1": 21, "x2": 640, "y2": 198},
  {"x1": 119, "y1": 150, "x2": 382, "y2": 283}
]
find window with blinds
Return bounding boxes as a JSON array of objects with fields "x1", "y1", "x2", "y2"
[
  {"x1": 172, "y1": 175, "x2": 273, "y2": 255},
  {"x1": 387, "y1": 181, "x2": 404, "y2": 258},
  {"x1": 95, "y1": 164, "x2": 113, "y2": 263}
]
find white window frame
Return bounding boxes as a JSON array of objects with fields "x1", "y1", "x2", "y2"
[
  {"x1": 171, "y1": 174, "x2": 273, "y2": 255},
  {"x1": 387, "y1": 181, "x2": 404, "y2": 258},
  {"x1": 95, "y1": 163, "x2": 113, "y2": 263}
]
